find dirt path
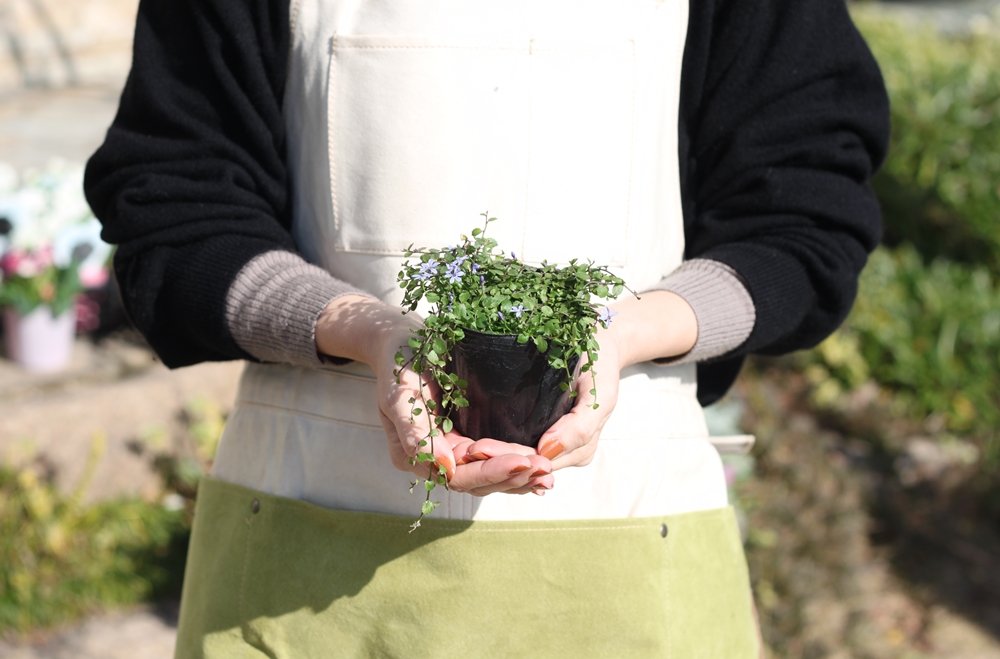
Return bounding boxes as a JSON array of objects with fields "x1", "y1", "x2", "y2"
[{"x1": 0, "y1": 606, "x2": 176, "y2": 659}]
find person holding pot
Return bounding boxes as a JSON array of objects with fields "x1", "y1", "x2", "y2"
[{"x1": 85, "y1": 0, "x2": 889, "y2": 655}]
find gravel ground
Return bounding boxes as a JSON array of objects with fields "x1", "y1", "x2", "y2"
[{"x1": 0, "y1": 606, "x2": 176, "y2": 659}]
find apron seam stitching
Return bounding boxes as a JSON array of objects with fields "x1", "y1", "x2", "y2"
[
  {"x1": 328, "y1": 35, "x2": 340, "y2": 249},
  {"x1": 239, "y1": 515, "x2": 254, "y2": 652},
  {"x1": 233, "y1": 399, "x2": 383, "y2": 430}
]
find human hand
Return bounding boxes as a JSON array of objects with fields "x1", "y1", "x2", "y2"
[
  {"x1": 316, "y1": 295, "x2": 553, "y2": 495},
  {"x1": 533, "y1": 331, "x2": 624, "y2": 470},
  {"x1": 372, "y1": 331, "x2": 554, "y2": 494},
  {"x1": 531, "y1": 290, "x2": 698, "y2": 471}
]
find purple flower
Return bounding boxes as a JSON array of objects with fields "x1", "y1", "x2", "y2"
[
  {"x1": 509, "y1": 304, "x2": 525, "y2": 318},
  {"x1": 480, "y1": 275, "x2": 485, "y2": 284},
  {"x1": 472, "y1": 263, "x2": 480, "y2": 273},
  {"x1": 498, "y1": 311, "x2": 505, "y2": 321},
  {"x1": 445, "y1": 261, "x2": 464, "y2": 284},
  {"x1": 510, "y1": 251, "x2": 517, "y2": 260},
  {"x1": 413, "y1": 259, "x2": 439, "y2": 282},
  {"x1": 597, "y1": 306, "x2": 618, "y2": 327}
]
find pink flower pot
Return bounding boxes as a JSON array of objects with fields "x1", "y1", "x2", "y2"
[{"x1": 2, "y1": 306, "x2": 76, "y2": 373}]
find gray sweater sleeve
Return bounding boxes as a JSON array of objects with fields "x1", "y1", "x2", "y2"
[
  {"x1": 226, "y1": 253, "x2": 754, "y2": 369},
  {"x1": 225, "y1": 250, "x2": 375, "y2": 367},
  {"x1": 643, "y1": 258, "x2": 756, "y2": 364}
]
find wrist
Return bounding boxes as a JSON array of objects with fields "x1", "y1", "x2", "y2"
[
  {"x1": 315, "y1": 295, "x2": 422, "y2": 368},
  {"x1": 601, "y1": 291, "x2": 697, "y2": 368}
]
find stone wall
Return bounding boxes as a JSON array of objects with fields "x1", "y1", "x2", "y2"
[{"x1": 0, "y1": 0, "x2": 137, "y2": 93}]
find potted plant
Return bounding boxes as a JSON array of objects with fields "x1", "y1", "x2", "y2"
[
  {"x1": 0, "y1": 246, "x2": 84, "y2": 372},
  {"x1": 0, "y1": 160, "x2": 113, "y2": 372},
  {"x1": 394, "y1": 215, "x2": 634, "y2": 527}
]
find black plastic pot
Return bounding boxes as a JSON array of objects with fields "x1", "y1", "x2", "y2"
[{"x1": 449, "y1": 328, "x2": 580, "y2": 448}]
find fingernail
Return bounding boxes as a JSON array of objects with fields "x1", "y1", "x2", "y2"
[
  {"x1": 532, "y1": 488, "x2": 546, "y2": 497},
  {"x1": 530, "y1": 468, "x2": 551, "y2": 478},
  {"x1": 508, "y1": 464, "x2": 531, "y2": 475},
  {"x1": 438, "y1": 456, "x2": 455, "y2": 479},
  {"x1": 469, "y1": 451, "x2": 490, "y2": 461},
  {"x1": 538, "y1": 440, "x2": 564, "y2": 461}
]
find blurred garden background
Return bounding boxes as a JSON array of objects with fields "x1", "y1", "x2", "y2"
[{"x1": 2, "y1": 0, "x2": 1000, "y2": 657}]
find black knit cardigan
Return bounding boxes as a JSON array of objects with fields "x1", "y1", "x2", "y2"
[{"x1": 84, "y1": 0, "x2": 890, "y2": 405}]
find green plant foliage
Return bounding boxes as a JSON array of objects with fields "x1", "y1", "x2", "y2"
[
  {"x1": 0, "y1": 262, "x2": 82, "y2": 316},
  {"x1": 806, "y1": 246, "x2": 1000, "y2": 443},
  {"x1": 0, "y1": 465, "x2": 187, "y2": 634},
  {"x1": 395, "y1": 215, "x2": 631, "y2": 529},
  {"x1": 0, "y1": 400, "x2": 228, "y2": 635},
  {"x1": 853, "y1": 8, "x2": 1000, "y2": 269}
]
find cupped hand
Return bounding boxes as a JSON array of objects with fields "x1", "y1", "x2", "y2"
[
  {"x1": 375, "y1": 350, "x2": 553, "y2": 495},
  {"x1": 523, "y1": 290, "x2": 699, "y2": 472},
  {"x1": 360, "y1": 304, "x2": 551, "y2": 495},
  {"x1": 531, "y1": 332, "x2": 624, "y2": 471}
]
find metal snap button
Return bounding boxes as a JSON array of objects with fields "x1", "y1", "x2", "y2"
[
  {"x1": 660, "y1": 523, "x2": 668, "y2": 538},
  {"x1": 251, "y1": 499, "x2": 261, "y2": 514}
]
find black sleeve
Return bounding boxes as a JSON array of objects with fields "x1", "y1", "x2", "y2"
[
  {"x1": 682, "y1": 0, "x2": 891, "y2": 404},
  {"x1": 84, "y1": 0, "x2": 293, "y2": 368}
]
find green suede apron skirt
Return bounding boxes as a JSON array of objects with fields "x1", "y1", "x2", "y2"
[
  {"x1": 174, "y1": 0, "x2": 761, "y2": 655},
  {"x1": 176, "y1": 478, "x2": 759, "y2": 658}
]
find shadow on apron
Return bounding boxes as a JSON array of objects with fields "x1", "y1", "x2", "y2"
[{"x1": 176, "y1": 477, "x2": 761, "y2": 658}]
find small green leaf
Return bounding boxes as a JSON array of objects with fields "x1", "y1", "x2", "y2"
[
  {"x1": 432, "y1": 337, "x2": 447, "y2": 354},
  {"x1": 425, "y1": 480, "x2": 435, "y2": 492},
  {"x1": 612, "y1": 284, "x2": 624, "y2": 296},
  {"x1": 517, "y1": 334, "x2": 529, "y2": 344},
  {"x1": 422, "y1": 501, "x2": 437, "y2": 515},
  {"x1": 441, "y1": 417, "x2": 454, "y2": 433},
  {"x1": 472, "y1": 227, "x2": 482, "y2": 236},
  {"x1": 395, "y1": 352, "x2": 405, "y2": 365},
  {"x1": 534, "y1": 337, "x2": 549, "y2": 353},
  {"x1": 408, "y1": 337, "x2": 421, "y2": 349},
  {"x1": 413, "y1": 408, "x2": 422, "y2": 415},
  {"x1": 426, "y1": 292, "x2": 440, "y2": 303}
]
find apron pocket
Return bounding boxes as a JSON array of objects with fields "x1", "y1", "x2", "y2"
[
  {"x1": 177, "y1": 478, "x2": 760, "y2": 658},
  {"x1": 327, "y1": 34, "x2": 634, "y2": 266}
]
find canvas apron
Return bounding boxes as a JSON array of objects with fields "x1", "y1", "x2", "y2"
[{"x1": 175, "y1": 0, "x2": 761, "y2": 656}]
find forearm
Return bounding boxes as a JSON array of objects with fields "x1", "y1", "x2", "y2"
[
  {"x1": 314, "y1": 294, "x2": 422, "y2": 369},
  {"x1": 226, "y1": 250, "x2": 376, "y2": 367},
  {"x1": 601, "y1": 290, "x2": 697, "y2": 369}
]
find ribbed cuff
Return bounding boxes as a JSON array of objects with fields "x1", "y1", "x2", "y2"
[
  {"x1": 225, "y1": 250, "x2": 376, "y2": 368},
  {"x1": 643, "y1": 258, "x2": 756, "y2": 364}
]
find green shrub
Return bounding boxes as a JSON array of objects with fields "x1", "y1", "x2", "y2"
[
  {"x1": 0, "y1": 400, "x2": 225, "y2": 634},
  {"x1": 0, "y1": 462, "x2": 188, "y2": 633},
  {"x1": 853, "y1": 8, "x2": 1000, "y2": 269},
  {"x1": 807, "y1": 246, "x2": 1000, "y2": 450}
]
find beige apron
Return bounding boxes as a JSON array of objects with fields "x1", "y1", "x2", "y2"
[
  {"x1": 213, "y1": 0, "x2": 732, "y2": 521},
  {"x1": 177, "y1": 1, "x2": 761, "y2": 655}
]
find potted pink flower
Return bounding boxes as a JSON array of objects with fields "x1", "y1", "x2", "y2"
[
  {"x1": 0, "y1": 160, "x2": 111, "y2": 372},
  {"x1": 0, "y1": 244, "x2": 84, "y2": 372}
]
